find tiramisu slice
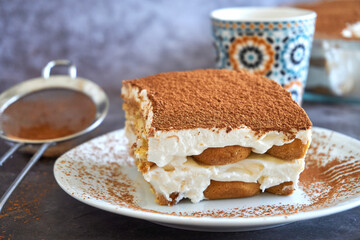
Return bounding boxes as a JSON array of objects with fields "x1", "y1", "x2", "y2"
[{"x1": 121, "y1": 69, "x2": 312, "y2": 206}]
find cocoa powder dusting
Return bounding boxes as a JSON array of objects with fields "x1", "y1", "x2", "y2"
[
  {"x1": 55, "y1": 132, "x2": 137, "y2": 209},
  {"x1": 56, "y1": 129, "x2": 360, "y2": 219},
  {"x1": 122, "y1": 69, "x2": 312, "y2": 134},
  {"x1": 0, "y1": 171, "x2": 53, "y2": 239},
  {"x1": 1, "y1": 88, "x2": 96, "y2": 140}
]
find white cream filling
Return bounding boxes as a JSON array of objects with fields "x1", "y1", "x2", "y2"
[
  {"x1": 144, "y1": 154, "x2": 305, "y2": 203},
  {"x1": 148, "y1": 128, "x2": 311, "y2": 167},
  {"x1": 342, "y1": 21, "x2": 360, "y2": 38}
]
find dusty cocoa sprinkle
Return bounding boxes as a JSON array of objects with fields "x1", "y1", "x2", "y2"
[
  {"x1": 1, "y1": 88, "x2": 96, "y2": 141},
  {"x1": 295, "y1": 0, "x2": 360, "y2": 40},
  {"x1": 0, "y1": 171, "x2": 52, "y2": 239},
  {"x1": 56, "y1": 132, "x2": 138, "y2": 210},
  {"x1": 74, "y1": 161, "x2": 136, "y2": 208},
  {"x1": 122, "y1": 69, "x2": 312, "y2": 134}
]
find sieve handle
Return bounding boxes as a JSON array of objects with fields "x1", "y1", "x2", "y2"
[
  {"x1": 0, "y1": 142, "x2": 52, "y2": 213},
  {"x1": 0, "y1": 142, "x2": 23, "y2": 166},
  {"x1": 42, "y1": 59, "x2": 77, "y2": 79}
]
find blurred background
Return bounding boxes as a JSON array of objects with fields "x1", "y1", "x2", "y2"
[{"x1": 0, "y1": 0, "x2": 317, "y2": 87}]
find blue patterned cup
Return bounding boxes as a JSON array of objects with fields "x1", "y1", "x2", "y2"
[{"x1": 211, "y1": 7, "x2": 316, "y2": 104}]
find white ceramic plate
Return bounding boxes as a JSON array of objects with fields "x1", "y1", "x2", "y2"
[{"x1": 54, "y1": 127, "x2": 360, "y2": 232}]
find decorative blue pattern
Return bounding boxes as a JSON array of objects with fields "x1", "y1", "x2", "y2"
[{"x1": 212, "y1": 18, "x2": 316, "y2": 104}]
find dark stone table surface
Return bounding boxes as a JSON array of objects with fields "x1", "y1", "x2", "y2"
[{"x1": 1, "y1": 0, "x2": 360, "y2": 239}]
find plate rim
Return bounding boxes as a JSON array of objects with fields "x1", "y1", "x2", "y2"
[{"x1": 53, "y1": 126, "x2": 360, "y2": 228}]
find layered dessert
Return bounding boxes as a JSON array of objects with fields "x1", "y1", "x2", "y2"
[{"x1": 121, "y1": 69, "x2": 312, "y2": 206}]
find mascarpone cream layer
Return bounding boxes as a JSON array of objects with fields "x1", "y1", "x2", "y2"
[
  {"x1": 149, "y1": 128, "x2": 311, "y2": 167},
  {"x1": 144, "y1": 154, "x2": 305, "y2": 203}
]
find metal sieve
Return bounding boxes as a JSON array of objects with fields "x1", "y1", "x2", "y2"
[{"x1": 0, "y1": 60, "x2": 109, "y2": 212}]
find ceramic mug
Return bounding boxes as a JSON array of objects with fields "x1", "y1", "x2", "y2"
[{"x1": 211, "y1": 7, "x2": 316, "y2": 104}]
